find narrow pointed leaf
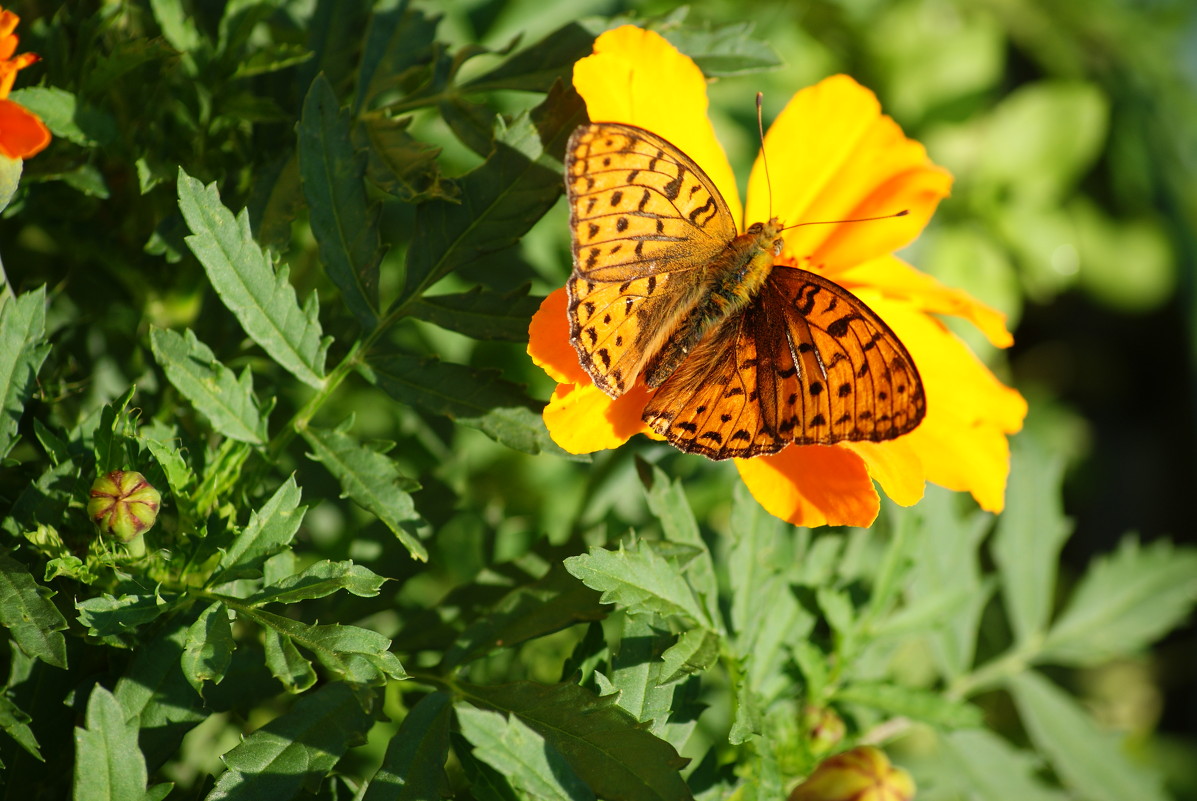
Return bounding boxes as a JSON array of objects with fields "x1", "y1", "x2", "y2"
[
  {"x1": 0, "y1": 286, "x2": 51, "y2": 460},
  {"x1": 177, "y1": 169, "x2": 328, "y2": 388},
  {"x1": 659, "y1": 628, "x2": 721, "y2": 685},
  {"x1": 362, "y1": 692, "x2": 452, "y2": 801},
  {"x1": 262, "y1": 628, "x2": 317, "y2": 694},
  {"x1": 181, "y1": 602, "x2": 235, "y2": 694},
  {"x1": 73, "y1": 686, "x2": 152, "y2": 801},
  {"x1": 565, "y1": 541, "x2": 711, "y2": 627},
  {"x1": 0, "y1": 554, "x2": 68, "y2": 668},
  {"x1": 215, "y1": 475, "x2": 305, "y2": 578},
  {"x1": 642, "y1": 464, "x2": 720, "y2": 629},
  {"x1": 938, "y1": 729, "x2": 1069, "y2": 801},
  {"x1": 247, "y1": 559, "x2": 387, "y2": 606},
  {"x1": 0, "y1": 692, "x2": 42, "y2": 762},
  {"x1": 361, "y1": 350, "x2": 533, "y2": 420},
  {"x1": 836, "y1": 682, "x2": 984, "y2": 729},
  {"x1": 407, "y1": 286, "x2": 541, "y2": 341}
]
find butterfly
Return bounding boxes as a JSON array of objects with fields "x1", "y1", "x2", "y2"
[{"x1": 564, "y1": 122, "x2": 926, "y2": 461}]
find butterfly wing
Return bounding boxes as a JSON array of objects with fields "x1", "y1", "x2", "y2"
[
  {"x1": 642, "y1": 267, "x2": 926, "y2": 459},
  {"x1": 566, "y1": 122, "x2": 740, "y2": 397}
]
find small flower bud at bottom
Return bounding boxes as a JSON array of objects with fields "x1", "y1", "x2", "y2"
[
  {"x1": 802, "y1": 705, "x2": 846, "y2": 755},
  {"x1": 788, "y1": 746, "x2": 915, "y2": 801},
  {"x1": 87, "y1": 470, "x2": 161, "y2": 542}
]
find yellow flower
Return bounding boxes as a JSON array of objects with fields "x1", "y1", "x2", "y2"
[
  {"x1": 0, "y1": 5, "x2": 50, "y2": 160},
  {"x1": 528, "y1": 25, "x2": 1026, "y2": 527},
  {"x1": 788, "y1": 746, "x2": 916, "y2": 801}
]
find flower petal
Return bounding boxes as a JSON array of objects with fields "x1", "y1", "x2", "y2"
[
  {"x1": 745, "y1": 75, "x2": 950, "y2": 275},
  {"x1": 0, "y1": 98, "x2": 49, "y2": 159},
  {"x1": 736, "y1": 445, "x2": 880, "y2": 527},
  {"x1": 842, "y1": 438, "x2": 926, "y2": 507},
  {"x1": 572, "y1": 25, "x2": 743, "y2": 228},
  {"x1": 838, "y1": 255, "x2": 1013, "y2": 347},
  {"x1": 866, "y1": 296, "x2": 1027, "y2": 512},
  {"x1": 543, "y1": 381, "x2": 651, "y2": 454},
  {"x1": 528, "y1": 288, "x2": 590, "y2": 386}
]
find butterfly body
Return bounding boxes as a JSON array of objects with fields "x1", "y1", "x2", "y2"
[{"x1": 565, "y1": 122, "x2": 926, "y2": 460}]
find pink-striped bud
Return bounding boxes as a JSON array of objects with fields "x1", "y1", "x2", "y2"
[{"x1": 87, "y1": 470, "x2": 161, "y2": 542}]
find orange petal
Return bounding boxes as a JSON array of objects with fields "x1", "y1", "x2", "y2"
[
  {"x1": 842, "y1": 438, "x2": 926, "y2": 507},
  {"x1": 838, "y1": 255, "x2": 1013, "y2": 348},
  {"x1": 572, "y1": 25, "x2": 743, "y2": 228},
  {"x1": 0, "y1": 99, "x2": 49, "y2": 159},
  {"x1": 745, "y1": 75, "x2": 950, "y2": 275},
  {"x1": 735, "y1": 445, "x2": 880, "y2": 527},
  {"x1": 543, "y1": 381, "x2": 651, "y2": 454},
  {"x1": 867, "y1": 297, "x2": 1026, "y2": 512},
  {"x1": 528, "y1": 288, "x2": 590, "y2": 386}
]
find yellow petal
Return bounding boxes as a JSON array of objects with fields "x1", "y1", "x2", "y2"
[
  {"x1": 745, "y1": 75, "x2": 950, "y2": 275},
  {"x1": 736, "y1": 445, "x2": 880, "y2": 527},
  {"x1": 842, "y1": 438, "x2": 926, "y2": 508},
  {"x1": 543, "y1": 381, "x2": 651, "y2": 454},
  {"x1": 572, "y1": 25, "x2": 743, "y2": 228},
  {"x1": 838, "y1": 255, "x2": 1013, "y2": 348}
]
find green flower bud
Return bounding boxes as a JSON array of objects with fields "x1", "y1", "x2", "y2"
[
  {"x1": 788, "y1": 746, "x2": 915, "y2": 801},
  {"x1": 87, "y1": 470, "x2": 161, "y2": 543},
  {"x1": 802, "y1": 705, "x2": 846, "y2": 755}
]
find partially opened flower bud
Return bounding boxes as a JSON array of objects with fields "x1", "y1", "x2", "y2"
[
  {"x1": 802, "y1": 705, "x2": 846, "y2": 755},
  {"x1": 87, "y1": 470, "x2": 161, "y2": 543},
  {"x1": 788, "y1": 746, "x2": 915, "y2": 801}
]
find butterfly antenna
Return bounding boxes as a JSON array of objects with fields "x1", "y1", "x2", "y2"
[
  {"x1": 780, "y1": 209, "x2": 909, "y2": 232},
  {"x1": 756, "y1": 92, "x2": 774, "y2": 219}
]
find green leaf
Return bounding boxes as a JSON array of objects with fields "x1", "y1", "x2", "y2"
[
  {"x1": 461, "y1": 21, "x2": 597, "y2": 93},
  {"x1": 599, "y1": 615, "x2": 676, "y2": 729},
  {"x1": 462, "y1": 680, "x2": 689, "y2": 801},
  {"x1": 247, "y1": 559, "x2": 388, "y2": 606},
  {"x1": 299, "y1": 74, "x2": 381, "y2": 329},
  {"x1": 407, "y1": 286, "x2": 541, "y2": 342},
  {"x1": 992, "y1": 445, "x2": 1071, "y2": 645},
  {"x1": 360, "y1": 115, "x2": 452, "y2": 203},
  {"x1": 0, "y1": 692, "x2": 42, "y2": 762},
  {"x1": 1040, "y1": 538, "x2": 1197, "y2": 666},
  {"x1": 76, "y1": 592, "x2": 181, "y2": 638},
  {"x1": 92, "y1": 385, "x2": 137, "y2": 475},
  {"x1": 207, "y1": 683, "x2": 374, "y2": 800},
  {"x1": 457, "y1": 705, "x2": 595, "y2": 801},
  {"x1": 10, "y1": 86, "x2": 116, "y2": 147},
  {"x1": 937, "y1": 729, "x2": 1069, "y2": 801},
  {"x1": 458, "y1": 405, "x2": 587, "y2": 458},
  {"x1": 728, "y1": 674, "x2": 762, "y2": 745},
  {"x1": 565, "y1": 541, "x2": 711, "y2": 627},
  {"x1": 238, "y1": 607, "x2": 407, "y2": 686},
  {"x1": 262, "y1": 627, "x2": 317, "y2": 694},
  {"x1": 0, "y1": 554, "x2": 68, "y2": 668},
  {"x1": 396, "y1": 141, "x2": 561, "y2": 306},
  {"x1": 362, "y1": 692, "x2": 452, "y2": 801},
  {"x1": 301, "y1": 421, "x2": 426, "y2": 561},
  {"x1": 662, "y1": 21, "x2": 782, "y2": 77},
  {"x1": 150, "y1": 327, "x2": 268, "y2": 444},
  {"x1": 658, "y1": 628, "x2": 721, "y2": 685},
  {"x1": 0, "y1": 287, "x2": 51, "y2": 460},
  {"x1": 361, "y1": 350, "x2": 533, "y2": 420},
  {"x1": 214, "y1": 475, "x2": 306, "y2": 579},
  {"x1": 354, "y1": 1, "x2": 440, "y2": 114},
  {"x1": 1007, "y1": 671, "x2": 1168, "y2": 801},
  {"x1": 180, "y1": 602, "x2": 235, "y2": 694},
  {"x1": 73, "y1": 685, "x2": 155, "y2": 801},
  {"x1": 177, "y1": 169, "x2": 329, "y2": 389},
  {"x1": 836, "y1": 682, "x2": 984, "y2": 729}
]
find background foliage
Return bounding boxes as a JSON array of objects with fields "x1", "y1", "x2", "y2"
[{"x1": 1, "y1": 1, "x2": 1195, "y2": 799}]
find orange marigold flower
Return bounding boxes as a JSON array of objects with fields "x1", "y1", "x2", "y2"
[
  {"x1": 0, "y1": 5, "x2": 50, "y2": 160},
  {"x1": 528, "y1": 25, "x2": 1026, "y2": 527}
]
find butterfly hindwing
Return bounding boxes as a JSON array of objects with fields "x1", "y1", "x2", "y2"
[{"x1": 566, "y1": 123, "x2": 740, "y2": 396}]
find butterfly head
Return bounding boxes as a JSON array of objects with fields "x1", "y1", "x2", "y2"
[{"x1": 746, "y1": 217, "x2": 785, "y2": 258}]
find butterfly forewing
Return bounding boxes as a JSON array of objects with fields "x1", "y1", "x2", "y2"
[{"x1": 566, "y1": 123, "x2": 739, "y2": 396}]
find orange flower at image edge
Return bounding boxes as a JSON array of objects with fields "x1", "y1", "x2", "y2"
[
  {"x1": 528, "y1": 26, "x2": 1027, "y2": 527},
  {"x1": 0, "y1": 5, "x2": 50, "y2": 160}
]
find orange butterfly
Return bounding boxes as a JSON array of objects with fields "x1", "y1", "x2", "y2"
[{"x1": 564, "y1": 122, "x2": 926, "y2": 460}]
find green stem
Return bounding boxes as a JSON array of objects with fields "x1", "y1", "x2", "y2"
[{"x1": 948, "y1": 635, "x2": 1043, "y2": 699}]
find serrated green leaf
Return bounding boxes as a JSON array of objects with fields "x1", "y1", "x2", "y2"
[
  {"x1": 396, "y1": 141, "x2": 561, "y2": 307},
  {"x1": 150, "y1": 327, "x2": 268, "y2": 444},
  {"x1": 462, "y1": 21, "x2": 597, "y2": 93},
  {"x1": 207, "y1": 682, "x2": 374, "y2": 800},
  {"x1": 1040, "y1": 538, "x2": 1197, "y2": 666},
  {"x1": 214, "y1": 475, "x2": 305, "y2": 579},
  {"x1": 659, "y1": 628, "x2": 721, "y2": 685},
  {"x1": 816, "y1": 587, "x2": 854, "y2": 637},
  {"x1": 457, "y1": 705, "x2": 595, "y2": 801},
  {"x1": 662, "y1": 21, "x2": 782, "y2": 77},
  {"x1": 992, "y1": 446, "x2": 1072, "y2": 645},
  {"x1": 0, "y1": 554, "x2": 68, "y2": 668},
  {"x1": 361, "y1": 350, "x2": 533, "y2": 421},
  {"x1": 938, "y1": 729, "x2": 1069, "y2": 801},
  {"x1": 177, "y1": 169, "x2": 328, "y2": 389},
  {"x1": 262, "y1": 627, "x2": 317, "y2": 694},
  {"x1": 836, "y1": 682, "x2": 984, "y2": 729},
  {"x1": 10, "y1": 86, "x2": 115, "y2": 147},
  {"x1": 360, "y1": 115, "x2": 452, "y2": 203},
  {"x1": 0, "y1": 287, "x2": 51, "y2": 460},
  {"x1": 565, "y1": 541, "x2": 711, "y2": 627},
  {"x1": 459, "y1": 405, "x2": 588, "y2": 458},
  {"x1": 299, "y1": 74, "x2": 380, "y2": 329},
  {"x1": 363, "y1": 692, "x2": 452, "y2": 801},
  {"x1": 0, "y1": 692, "x2": 42, "y2": 762},
  {"x1": 140, "y1": 432, "x2": 194, "y2": 501},
  {"x1": 354, "y1": 1, "x2": 440, "y2": 114},
  {"x1": 73, "y1": 686, "x2": 151, "y2": 801},
  {"x1": 407, "y1": 286, "x2": 541, "y2": 341},
  {"x1": 181, "y1": 602, "x2": 235, "y2": 694},
  {"x1": 92, "y1": 385, "x2": 137, "y2": 474},
  {"x1": 302, "y1": 422, "x2": 426, "y2": 561},
  {"x1": 600, "y1": 615, "x2": 676, "y2": 729},
  {"x1": 238, "y1": 607, "x2": 406, "y2": 686},
  {"x1": 462, "y1": 680, "x2": 689, "y2": 801},
  {"x1": 728, "y1": 674, "x2": 762, "y2": 745},
  {"x1": 247, "y1": 559, "x2": 387, "y2": 606},
  {"x1": 76, "y1": 592, "x2": 180, "y2": 638},
  {"x1": 1008, "y1": 671, "x2": 1168, "y2": 801}
]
